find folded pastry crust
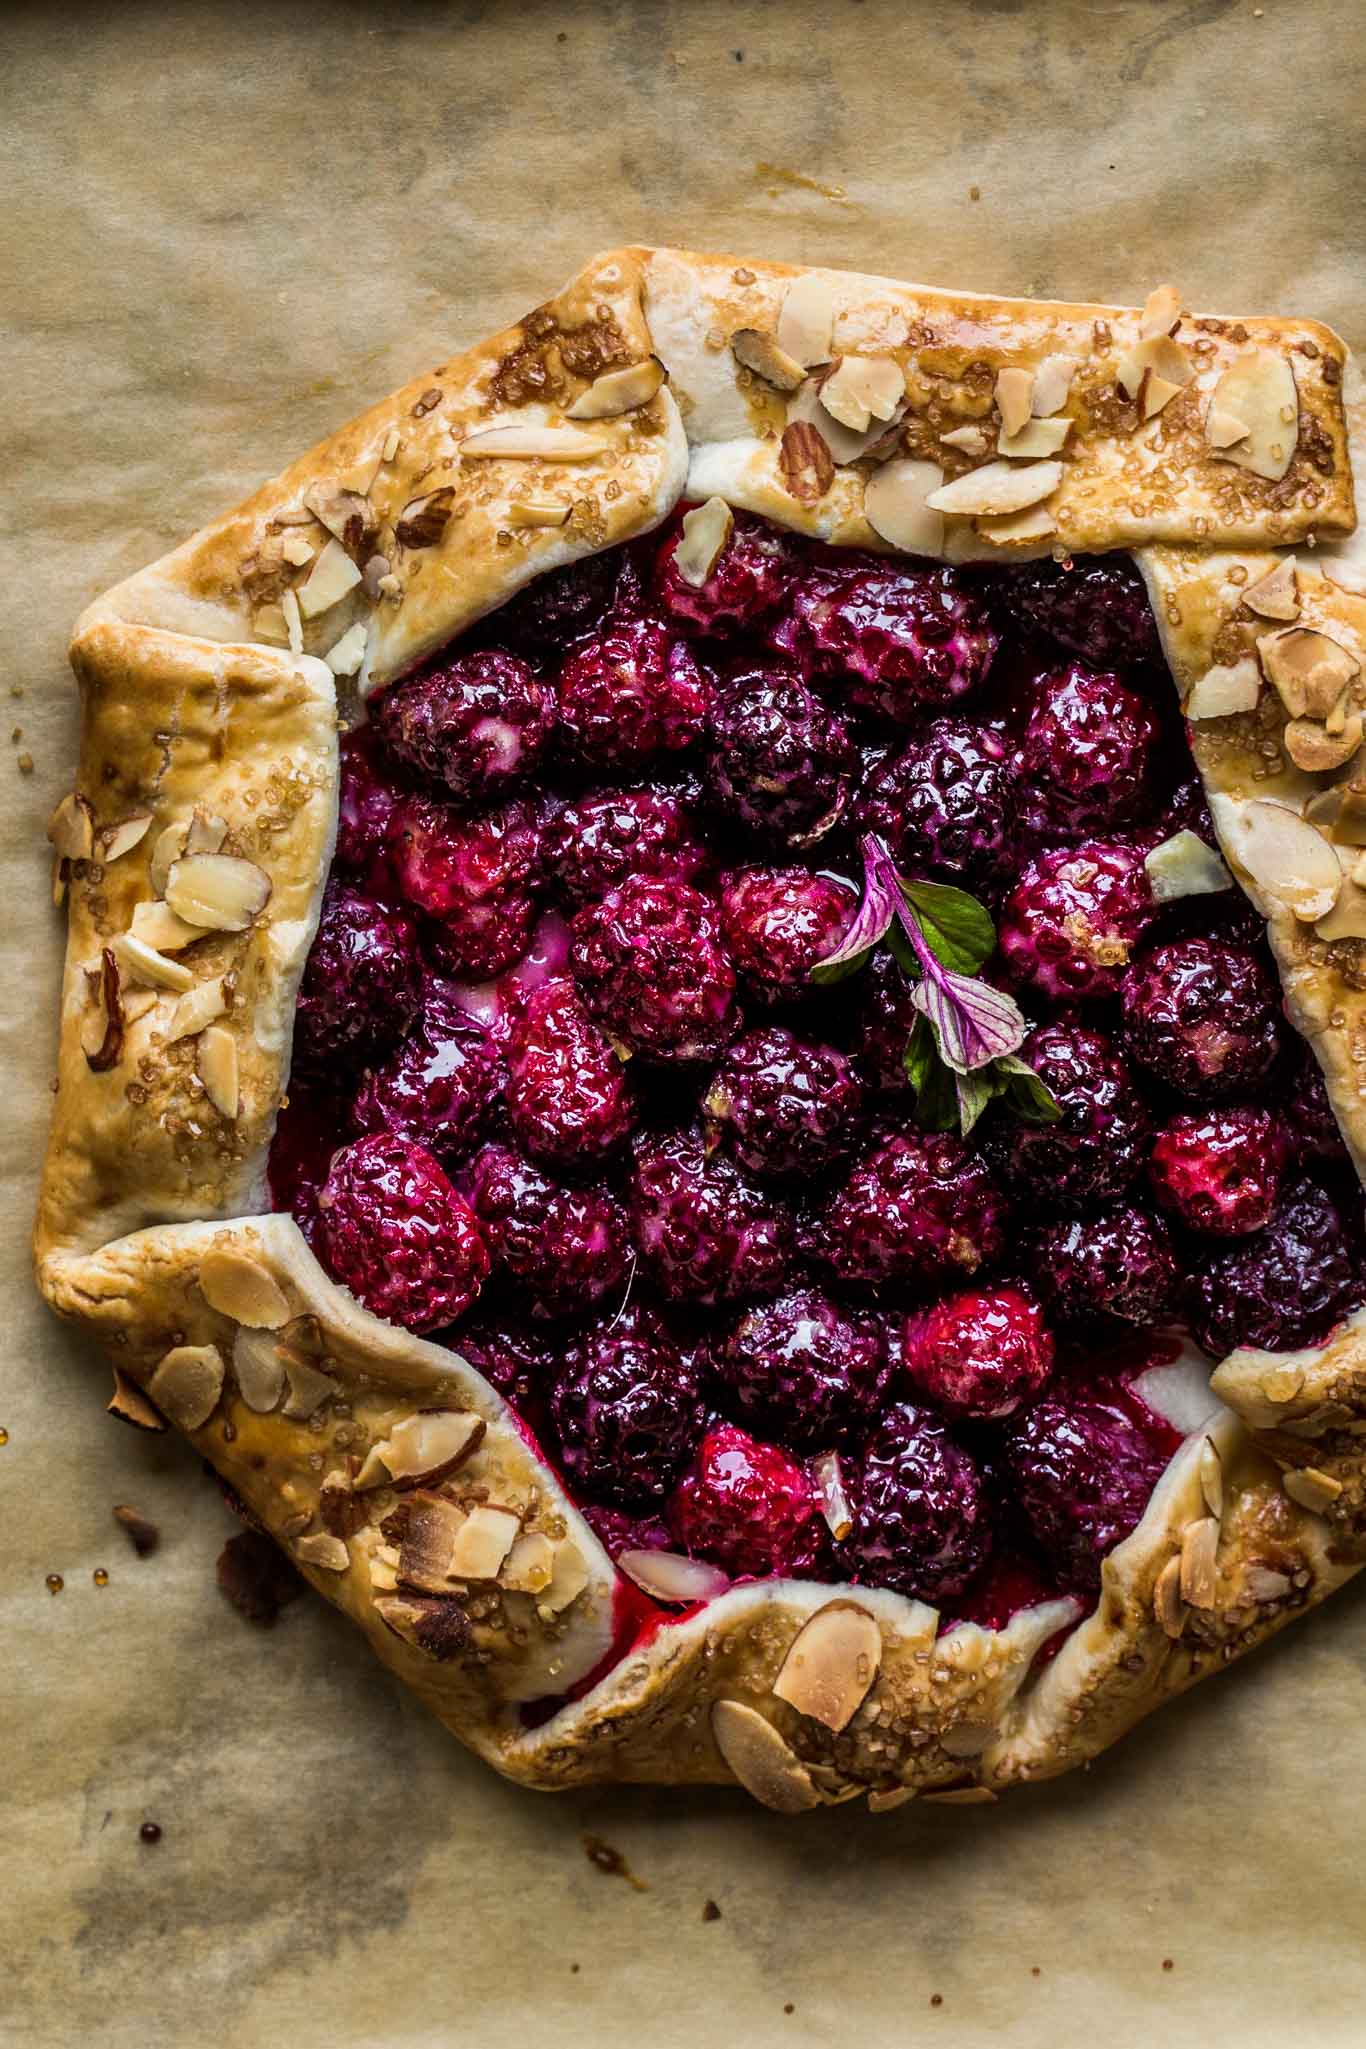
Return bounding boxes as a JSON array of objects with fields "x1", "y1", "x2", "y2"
[{"x1": 36, "y1": 247, "x2": 1366, "y2": 1812}]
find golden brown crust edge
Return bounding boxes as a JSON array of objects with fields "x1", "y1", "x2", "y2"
[{"x1": 33, "y1": 246, "x2": 1366, "y2": 1812}]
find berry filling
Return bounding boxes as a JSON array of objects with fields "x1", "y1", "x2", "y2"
[{"x1": 271, "y1": 517, "x2": 1366, "y2": 1653}]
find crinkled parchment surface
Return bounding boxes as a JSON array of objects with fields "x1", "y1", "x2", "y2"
[{"x1": 3, "y1": 1, "x2": 1365, "y2": 2043}]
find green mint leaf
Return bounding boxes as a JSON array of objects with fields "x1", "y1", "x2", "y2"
[
  {"x1": 810, "y1": 944, "x2": 873, "y2": 987},
  {"x1": 993, "y1": 1053, "x2": 1064, "y2": 1124},
  {"x1": 899, "y1": 879, "x2": 996, "y2": 975},
  {"x1": 885, "y1": 922, "x2": 922, "y2": 980},
  {"x1": 901, "y1": 1015, "x2": 937, "y2": 1090},
  {"x1": 913, "y1": 1056, "x2": 959, "y2": 1132},
  {"x1": 956, "y1": 1066, "x2": 1004, "y2": 1138}
]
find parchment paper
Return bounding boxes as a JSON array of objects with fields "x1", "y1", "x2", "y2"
[{"x1": 3, "y1": 3, "x2": 1365, "y2": 2044}]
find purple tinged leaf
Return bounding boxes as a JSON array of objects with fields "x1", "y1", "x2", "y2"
[
  {"x1": 808, "y1": 843, "x2": 897, "y2": 980},
  {"x1": 909, "y1": 967, "x2": 1027, "y2": 1072}
]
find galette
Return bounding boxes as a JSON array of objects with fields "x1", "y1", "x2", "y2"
[{"x1": 36, "y1": 247, "x2": 1366, "y2": 1812}]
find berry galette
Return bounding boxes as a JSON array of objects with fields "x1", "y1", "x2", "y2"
[{"x1": 36, "y1": 248, "x2": 1366, "y2": 1812}]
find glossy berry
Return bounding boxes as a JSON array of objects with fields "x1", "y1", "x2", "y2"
[
  {"x1": 581, "y1": 1503, "x2": 673, "y2": 1560},
  {"x1": 1155, "y1": 768, "x2": 1218, "y2": 849},
  {"x1": 497, "y1": 549, "x2": 620, "y2": 654},
  {"x1": 372, "y1": 650, "x2": 550, "y2": 804},
  {"x1": 999, "y1": 839, "x2": 1155, "y2": 1002},
  {"x1": 1030, "y1": 1201, "x2": 1179, "y2": 1330},
  {"x1": 857, "y1": 718, "x2": 1019, "y2": 881},
  {"x1": 805, "y1": 1129, "x2": 1009, "y2": 1290},
  {"x1": 902, "y1": 1285, "x2": 1055, "y2": 1421},
  {"x1": 1281, "y1": 1040, "x2": 1350, "y2": 1166},
  {"x1": 1004, "y1": 1392, "x2": 1171, "y2": 1589},
  {"x1": 718, "y1": 865, "x2": 855, "y2": 1004},
  {"x1": 775, "y1": 561, "x2": 998, "y2": 723},
  {"x1": 1187, "y1": 1179, "x2": 1363, "y2": 1356},
  {"x1": 294, "y1": 882, "x2": 422, "y2": 1076},
  {"x1": 1014, "y1": 663, "x2": 1161, "y2": 845},
  {"x1": 352, "y1": 988, "x2": 505, "y2": 1163},
  {"x1": 505, "y1": 979, "x2": 634, "y2": 1169},
  {"x1": 1148, "y1": 1105, "x2": 1288, "y2": 1237},
  {"x1": 556, "y1": 617, "x2": 714, "y2": 773},
  {"x1": 551, "y1": 1303, "x2": 705, "y2": 1510},
  {"x1": 711, "y1": 1289, "x2": 890, "y2": 1447},
  {"x1": 629, "y1": 1128, "x2": 795, "y2": 1305},
  {"x1": 543, "y1": 784, "x2": 708, "y2": 907},
  {"x1": 1122, "y1": 936, "x2": 1283, "y2": 1099},
  {"x1": 702, "y1": 1026, "x2": 862, "y2": 1178},
  {"x1": 667, "y1": 1424, "x2": 822, "y2": 1578},
  {"x1": 335, "y1": 725, "x2": 402, "y2": 890},
  {"x1": 704, "y1": 667, "x2": 855, "y2": 848},
  {"x1": 453, "y1": 1313, "x2": 555, "y2": 1409},
  {"x1": 850, "y1": 949, "x2": 921, "y2": 1098},
  {"x1": 464, "y1": 1143, "x2": 631, "y2": 1319},
  {"x1": 317, "y1": 1134, "x2": 489, "y2": 1332},
  {"x1": 655, "y1": 511, "x2": 797, "y2": 637},
  {"x1": 390, "y1": 793, "x2": 541, "y2": 977},
  {"x1": 571, "y1": 878, "x2": 739, "y2": 1062},
  {"x1": 1009, "y1": 555, "x2": 1163, "y2": 671},
  {"x1": 986, "y1": 1020, "x2": 1151, "y2": 1211},
  {"x1": 839, "y1": 1402, "x2": 993, "y2": 1600}
]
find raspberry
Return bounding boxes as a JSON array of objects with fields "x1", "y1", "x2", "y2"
[
  {"x1": 1004, "y1": 1391, "x2": 1171, "y2": 1589},
  {"x1": 850, "y1": 948, "x2": 921, "y2": 1098},
  {"x1": 1148, "y1": 1105, "x2": 1288, "y2": 1237},
  {"x1": 1030, "y1": 1202, "x2": 1179, "y2": 1331},
  {"x1": 902, "y1": 1285, "x2": 1054, "y2": 1421},
  {"x1": 335, "y1": 724, "x2": 403, "y2": 891},
  {"x1": 805, "y1": 1129, "x2": 1009, "y2": 1290},
  {"x1": 351, "y1": 987, "x2": 505, "y2": 1164},
  {"x1": 985, "y1": 1019, "x2": 1151, "y2": 1211},
  {"x1": 570, "y1": 878, "x2": 739, "y2": 1061},
  {"x1": 704, "y1": 667, "x2": 855, "y2": 848},
  {"x1": 655, "y1": 509, "x2": 797, "y2": 637},
  {"x1": 317, "y1": 1134, "x2": 489, "y2": 1332},
  {"x1": 839, "y1": 1402, "x2": 993, "y2": 1600},
  {"x1": 556, "y1": 617, "x2": 715, "y2": 773},
  {"x1": 1187, "y1": 1179, "x2": 1364, "y2": 1355},
  {"x1": 667, "y1": 1424, "x2": 823, "y2": 1578},
  {"x1": 856, "y1": 718, "x2": 1019, "y2": 881},
  {"x1": 504, "y1": 978, "x2": 633, "y2": 1170},
  {"x1": 464, "y1": 1143, "x2": 631, "y2": 1320},
  {"x1": 998, "y1": 839, "x2": 1155, "y2": 1002},
  {"x1": 775, "y1": 561, "x2": 999, "y2": 722},
  {"x1": 1121, "y1": 936, "x2": 1283, "y2": 1099},
  {"x1": 390, "y1": 792, "x2": 541, "y2": 977},
  {"x1": 371, "y1": 650, "x2": 550, "y2": 804},
  {"x1": 717, "y1": 866, "x2": 856, "y2": 1004},
  {"x1": 629, "y1": 1128, "x2": 795, "y2": 1305},
  {"x1": 701, "y1": 1025, "x2": 862, "y2": 1178},
  {"x1": 710, "y1": 1289, "x2": 890, "y2": 1448},
  {"x1": 543, "y1": 784, "x2": 708, "y2": 907},
  {"x1": 1008, "y1": 555, "x2": 1162, "y2": 670},
  {"x1": 294, "y1": 882, "x2": 422, "y2": 1076},
  {"x1": 1014, "y1": 662, "x2": 1161, "y2": 845},
  {"x1": 453, "y1": 1313, "x2": 555, "y2": 1409},
  {"x1": 550, "y1": 1303, "x2": 705, "y2": 1510}
]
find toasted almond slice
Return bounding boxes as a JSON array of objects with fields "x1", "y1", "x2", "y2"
[
  {"x1": 538, "y1": 1540, "x2": 589, "y2": 1615},
  {"x1": 1199, "y1": 1436, "x2": 1224, "y2": 1520},
  {"x1": 1208, "y1": 350, "x2": 1299, "y2": 481},
  {"x1": 302, "y1": 484, "x2": 377, "y2": 554},
  {"x1": 397, "y1": 1494, "x2": 466, "y2": 1591},
  {"x1": 47, "y1": 790, "x2": 96, "y2": 861},
  {"x1": 868, "y1": 1784, "x2": 916, "y2": 1814},
  {"x1": 108, "y1": 1365, "x2": 167, "y2": 1432},
  {"x1": 772, "y1": 1601, "x2": 882, "y2": 1733},
  {"x1": 863, "y1": 459, "x2": 945, "y2": 556},
  {"x1": 232, "y1": 1327, "x2": 286, "y2": 1412},
  {"x1": 324, "y1": 621, "x2": 368, "y2": 678},
  {"x1": 197, "y1": 1025, "x2": 239, "y2": 1119},
  {"x1": 1142, "y1": 373, "x2": 1186, "y2": 420},
  {"x1": 1205, "y1": 407, "x2": 1250, "y2": 450},
  {"x1": 99, "y1": 812, "x2": 154, "y2": 864},
  {"x1": 1285, "y1": 716, "x2": 1363, "y2": 773},
  {"x1": 1283, "y1": 1466, "x2": 1343, "y2": 1514},
  {"x1": 776, "y1": 273, "x2": 836, "y2": 368},
  {"x1": 711, "y1": 1699, "x2": 820, "y2": 1813},
  {"x1": 1245, "y1": 1566, "x2": 1293, "y2": 1603},
  {"x1": 1140, "y1": 283, "x2": 1184, "y2": 338},
  {"x1": 994, "y1": 367, "x2": 1034, "y2": 437},
  {"x1": 129, "y1": 900, "x2": 201, "y2": 952},
  {"x1": 1153, "y1": 1554, "x2": 1187, "y2": 1637},
  {"x1": 923, "y1": 1786, "x2": 998, "y2": 1806},
  {"x1": 1315, "y1": 881, "x2": 1366, "y2": 940},
  {"x1": 939, "y1": 1721, "x2": 998, "y2": 1759},
  {"x1": 997, "y1": 415, "x2": 1072, "y2": 459},
  {"x1": 296, "y1": 1531, "x2": 350, "y2": 1573},
  {"x1": 1185, "y1": 657, "x2": 1262, "y2": 719},
  {"x1": 506, "y1": 499, "x2": 572, "y2": 528},
  {"x1": 1031, "y1": 354, "x2": 1076, "y2": 417},
  {"x1": 939, "y1": 423, "x2": 991, "y2": 456},
  {"x1": 281, "y1": 1355, "x2": 336, "y2": 1420},
  {"x1": 1179, "y1": 1516, "x2": 1220, "y2": 1609},
  {"x1": 730, "y1": 329, "x2": 807, "y2": 392},
  {"x1": 148, "y1": 821, "x2": 189, "y2": 895},
  {"x1": 811, "y1": 1449, "x2": 853, "y2": 1542},
  {"x1": 1145, "y1": 829, "x2": 1233, "y2": 901},
  {"x1": 200, "y1": 1245, "x2": 290, "y2": 1328},
  {"x1": 188, "y1": 810, "x2": 227, "y2": 859},
  {"x1": 1219, "y1": 797, "x2": 1342, "y2": 920},
  {"x1": 501, "y1": 1531, "x2": 556, "y2": 1594},
  {"x1": 367, "y1": 1544, "x2": 400, "y2": 1593},
  {"x1": 112, "y1": 932, "x2": 195, "y2": 993},
  {"x1": 927, "y1": 459, "x2": 1062, "y2": 517},
  {"x1": 821, "y1": 354, "x2": 905, "y2": 432},
  {"x1": 1258, "y1": 628, "x2": 1360, "y2": 720},
  {"x1": 1243, "y1": 558, "x2": 1300, "y2": 622},
  {"x1": 297, "y1": 536, "x2": 363, "y2": 619},
  {"x1": 785, "y1": 374, "x2": 905, "y2": 464},
  {"x1": 674, "y1": 497, "x2": 734, "y2": 587},
  {"x1": 449, "y1": 1505, "x2": 520, "y2": 1581},
  {"x1": 459, "y1": 422, "x2": 602, "y2": 461},
  {"x1": 165, "y1": 975, "x2": 228, "y2": 1042},
  {"x1": 120, "y1": 988, "x2": 159, "y2": 1026},
  {"x1": 566, "y1": 356, "x2": 667, "y2": 417},
  {"x1": 280, "y1": 534, "x2": 316, "y2": 571},
  {"x1": 355, "y1": 1408, "x2": 486, "y2": 1491},
  {"x1": 281, "y1": 587, "x2": 304, "y2": 655},
  {"x1": 381, "y1": 425, "x2": 401, "y2": 462},
  {"x1": 395, "y1": 488, "x2": 455, "y2": 549},
  {"x1": 974, "y1": 504, "x2": 1058, "y2": 544},
  {"x1": 617, "y1": 1548, "x2": 729, "y2": 1604},
  {"x1": 1116, "y1": 333, "x2": 1194, "y2": 402},
  {"x1": 149, "y1": 1342, "x2": 225, "y2": 1431},
  {"x1": 165, "y1": 853, "x2": 271, "y2": 932}
]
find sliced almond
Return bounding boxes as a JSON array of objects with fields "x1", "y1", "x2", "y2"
[
  {"x1": 1142, "y1": 373, "x2": 1186, "y2": 420},
  {"x1": 449, "y1": 1504, "x2": 520, "y2": 1581},
  {"x1": 994, "y1": 367, "x2": 1034, "y2": 437},
  {"x1": 165, "y1": 853, "x2": 271, "y2": 932},
  {"x1": 459, "y1": 422, "x2": 602, "y2": 461},
  {"x1": 1145, "y1": 829, "x2": 1233, "y2": 901},
  {"x1": 997, "y1": 415, "x2": 1072, "y2": 459},
  {"x1": 374, "y1": 1591, "x2": 471, "y2": 1660},
  {"x1": 1244, "y1": 558, "x2": 1299, "y2": 622},
  {"x1": 1116, "y1": 334, "x2": 1194, "y2": 403},
  {"x1": 1283, "y1": 1466, "x2": 1343, "y2": 1515},
  {"x1": 280, "y1": 533, "x2": 316, "y2": 569},
  {"x1": 394, "y1": 487, "x2": 456, "y2": 550},
  {"x1": 867, "y1": 1784, "x2": 915, "y2": 1814},
  {"x1": 397, "y1": 1494, "x2": 466, "y2": 1592},
  {"x1": 1154, "y1": 1554, "x2": 1187, "y2": 1637},
  {"x1": 1205, "y1": 407, "x2": 1250, "y2": 450},
  {"x1": 863, "y1": 459, "x2": 946, "y2": 557},
  {"x1": 200, "y1": 1245, "x2": 291, "y2": 1328},
  {"x1": 1258, "y1": 628, "x2": 1360, "y2": 721},
  {"x1": 148, "y1": 822, "x2": 189, "y2": 895},
  {"x1": 296, "y1": 1531, "x2": 350, "y2": 1573},
  {"x1": 1219, "y1": 797, "x2": 1342, "y2": 920},
  {"x1": 355, "y1": 1408, "x2": 486, "y2": 1491},
  {"x1": 281, "y1": 587, "x2": 304, "y2": 655},
  {"x1": 81, "y1": 947, "x2": 124, "y2": 1071},
  {"x1": 674, "y1": 497, "x2": 734, "y2": 588},
  {"x1": 188, "y1": 812, "x2": 230, "y2": 856},
  {"x1": 939, "y1": 423, "x2": 991, "y2": 456},
  {"x1": 297, "y1": 536, "x2": 363, "y2": 619},
  {"x1": 939, "y1": 1721, "x2": 998, "y2": 1760},
  {"x1": 1031, "y1": 354, "x2": 1076, "y2": 417},
  {"x1": 772, "y1": 1600, "x2": 882, "y2": 1733},
  {"x1": 1199, "y1": 1437, "x2": 1225, "y2": 1520},
  {"x1": 1208, "y1": 350, "x2": 1299, "y2": 481},
  {"x1": 112, "y1": 932, "x2": 195, "y2": 993},
  {"x1": 232, "y1": 1327, "x2": 286, "y2": 1412},
  {"x1": 1317, "y1": 880, "x2": 1366, "y2": 940},
  {"x1": 778, "y1": 420, "x2": 835, "y2": 503},
  {"x1": 811, "y1": 1449, "x2": 853, "y2": 1542},
  {"x1": 381, "y1": 425, "x2": 401, "y2": 463},
  {"x1": 99, "y1": 812, "x2": 154, "y2": 864},
  {"x1": 149, "y1": 1343, "x2": 225, "y2": 1431},
  {"x1": 47, "y1": 790, "x2": 96, "y2": 861},
  {"x1": 538, "y1": 1540, "x2": 590, "y2": 1616},
  {"x1": 617, "y1": 1548, "x2": 729, "y2": 1604},
  {"x1": 281, "y1": 1355, "x2": 335, "y2": 1421},
  {"x1": 196, "y1": 1025, "x2": 239, "y2": 1119},
  {"x1": 820, "y1": 354, "x2": 905, "y2": 432},
  {"x1": 1140, "y1": 283, "x2": 1184, "y2": 339},
  {"x1": 975, "y1": 504, "x2": 1058, "y2": 544},
  {"x1": 711, "y1": 1699, "x2": 820, "y2": 1813},
  {"x1": 776, "y1": 273, "x2": 836, "y2": 368},
  {"x1": 501, "y1": 1531, "x2": 555, "y2": 1594},
  {"x1": 730, "y1": 329, "x2": 807, "y2": 393},
  {"x1": 786, "y1": 375, "x2": 904, "y2": 465},
  {"x1": 923, "y1": 1786, "x2": 998, "y2": 1806},
  {"x1": 1179, "y1": 1516, "x2": 1220, "y2": 1610},
  {"x1": 302, "y1": 483, "x2": 379, "y2": 555},
  {"x1": 1245, "y1": 1565, "x2": 1292, "y2": 1603},
  {"x1": 566, "y1": 356, "x2": 666, "y2": 418},
  {"x1": 324, "y1": 621, "x2": 368, "y2": 678},
  {"x1": 107, "y1": 1365, "x2": 166, "y2": 1432},
  {"x1": 129, "y1": 900, "x2": 201, "y2": 952},
  {"x1": 927, "y1": 459, "x2": 1062, "y2": 517},
  {"x1": 1185, "y1": 658, "x2": 1262, "y2": 720},
  {"x1": 1285, "y1": 716, "x2": 1363, "y2": 774},
  {"x1": 165, "y1": 975, "x2": 228, "y2": 1042},
  {"x1": 120, "y1": 988, "x2": 159, "y2": 1027},
  {"x1": 505, "y1": 499, "x2": 571, "y2": 528}
]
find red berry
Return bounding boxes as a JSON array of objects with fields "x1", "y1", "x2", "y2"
[
  {"x1": 629, "y1": 1128, "x2": 796, "y2": 1305},
  {"x1": 718, "y1": 865, "x2": 856, "y2": 1004},
  {"x1": 1187, "y1": 1179, "x2": 1364, "y2": 1356},
  {"x1": 1030, "y1": 1202, "x2": 1179, "y2": 1331},
  {"x1": 775, "y1": 560, "x2": 998, "y2": 721},
  {"x1": 857, "y1": 718, "x2": 1019, "y2": 881},
  {"x1": 294, "y1": 882, "x2": 422, "y2": 1077},
  {"x1": 711, "y1": 1289, "x2": 889, "y2": 1448},
  {"x1": 1014, "y1": 662, "x2": 1161, "y2": 846},
  {"x1": 702, "y1": 1025, "x2": 862, "y2": 1178},
  {"x1": 667, "y1": 1424, "x2": 821, "y2": 1578},
  {"x1": 505, "y1": 979, "x2": 634, "y2": 1169},
  {"x1": 352, "y1": 986, "x2": 505, "y2": 1165},
  {"x1": 571, "y1": 878, "x2": 739, "y2": 1062},
  {"x1": 389, "y1": 793, "x2": 541, "y2": 978},
  {"x1": 464, "y1": 1143, "x2": 631, "y2": 1320},
  {"x1": 985, "y1": 1019, "x2": 1151, "y2": 1211},
  {"x1": 372, "y1": 650, "x2": 550, "y2": 804},
  {"x1": 317, "y1": 1134, "x2": 489, "y2": 1332},
  {"x1": 336, "y1": 724, "x2": 403, "y2": 891},
  {"x1": 1008, "y1": 555, "x2": 1162, "y2": 670},
  {"x1": 999, "y1": 839, "x2": 1155, "y2": 1002},
  {"x1": 1148, "y1": 1105, "x2": 1288, "y2": 1237},
  {"x1": 551, "y1": 1303, "x2": 705, "y2": 1510},
  {"x1": 556, "y1": 617, "x2": 715, "y2": 773},
  {"x1": 1004, "y1": 1390, "x2": 1171, "y2": 1590},
  {"x1": 1122, "y1": 936, "x2": 1283, "y2": 1099},
  {"x1": 805, "y1": 1129, "x2": 1009, "y2": 1291},
  {"x1": 543, "y1": 783, "x2": 708, "y2": 907},
  {"x1": 655, "y1": 510, "x2": 798, "y2": 637},
  {"x1": 902, "y1": 1286, "x2": 1054, "y2": 1421},
  {"x1": 704, "y1": 666, "x2": 855, "y2": 848}
]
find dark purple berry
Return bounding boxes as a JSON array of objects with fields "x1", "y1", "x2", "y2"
[
  {"x1": 1122, "y1": 935, "x2": 1283, "y2": 1099},
  {"x1": 702, "y1": 1026, "x2": 862, "y2": 1178},
  {"x1": 1187, "y1": 1179, "x2": 1364, "y2": 1355},
  {"x1": 999, "y1": 839, "x2": 1155, "y2": 1002},
  {"x1": 711, "y1": 1289, "x2": 889, "y2": 1447},
  {"x1": 317, "y1": 1134, "x2": 489, "y2": 1332},
  {"x1": 857, "y1": 718, "x2": 1019, "y2": 881},
  {"x1": 985, "y1": 1019, "x2": 1151, "y2": 1210},
  {"x1": 390, "y1": 793, "x2": 541, "y2": 977},
  {"x1": 667, "y1": 1424, "x2": 826, "y2": 1579},
  {"x1": 839, "y1": 1402, "x2": 993, "y2": 1600},
  {"x1": 704, "y1": 667, "x2": 855, "y2": 848},
  {"x1": 543, "y1": 784, "x2": 708, "y2": 907},
  {"x1": 505, "y1": 979, "x2": 634, "y2": 1169},
  {"x1": 851, "y1": 949, "x2": 921, "y2": 1098},
  {"x1": 1281, "y1": 1040, "x2": 1351, "y2": 1166},
  {"x1": 718, "y1": 865, "x2": 856, "y2": 1003},
  {"x1": 372, "y1": 650, "x2": 549, "y2": 804},
  {"x1": 629, "y1": 1128, "x2": 795, "y2": 1305},
  {"x1": 805, "y1": 1129, "x2": 1009, "y2": 1291},
  {"x1": 294, "y1": 881, "x2": 421, "y2": 1075},
  {"x1": 1009, "y1": 555, "x2": 1162, "y2": 670},
  {"x1": 570, "y1": 878, "x2": 739, "y2": 1062},
  {"x1": 655, "y1": 511, "x2": 797, "y2": 637},
  {"x1": 1148, "y1": 1104, "x2": 1288, "y2": 1237},
  {"x1": 453, "y1": 1313, "x2": 555, "y2": 1409},
  {"x1": 556, "y1": 617, "x2": 714, "y2": 772},
  {"x1": 496, "y1": 549, "x2": 620, "y2": 654},
  {"x1": 352, "y1": 987, "x2": 504, "y2": 1163},
  {"x1": 1030, "y1": 1202, "x2": 1179, "y2": 1330},
  {"x1": 336, "y1": 725, "x2": 402, "y2": 891},
  {"x1": 551, "y1": 1303, "x2": 705, "y2": 1510},
  {"x1": 464, "y1": 1143, "x2": 631, "y2": 1320},
  {"x1": 1004, "y1": 1392, "x2": 1171, "y2": 1589},
  {"x1": 775, "y1": 561, "x2": 998, "y2": 722},
  {"x1": 902, "y1": 1285, "x2": 1054, "y2": 1421},
  {"x1": 1014, "y1": 662, "x2": 1161, "y2": 845}
]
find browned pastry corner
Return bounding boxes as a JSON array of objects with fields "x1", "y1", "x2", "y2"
[{"x1": 35, "y1": 247, "x2": 1366, "y2": 1813}]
